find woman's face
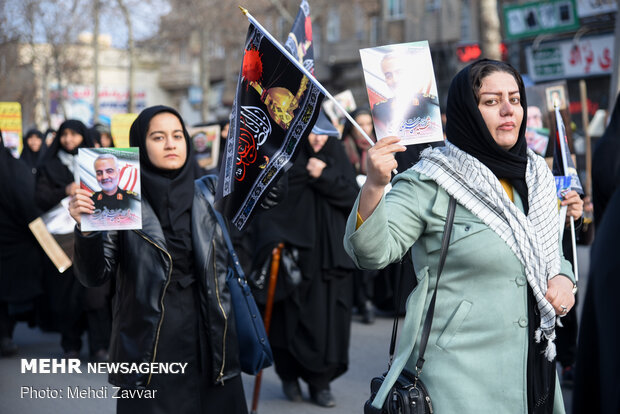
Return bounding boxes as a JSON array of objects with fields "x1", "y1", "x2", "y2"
[
  {"x1": 353, "y1": 113, "x2": 374, "y2": 140},
  {"x1": 477, "y1": 71, "x2": 523, "y2": 151},
  {"x1": 27, "y1": 135, "x2": 43, "y2": 152},
  {"x1": 60, "y1": 128, "x2": 84, "y2": 152},
  {"x1": 308, "y1": 132, "x2": 328, "y2": 153},
  {"x1": 145, "y1": 112, "x2": 187, "y2": 170},
  {"x1": 100, "y1": 133, "x2": 113, "y2": 148}
]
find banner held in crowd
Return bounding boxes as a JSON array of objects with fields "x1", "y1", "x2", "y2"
[
  {"x1": 215, "y1": 20, "x2": 324, "y2": 231},
  {"x1": 239, "y1": 6, "x2": 375, "y2": 149},
  {"x1": 285, "y1": 0, "x2": 313, "y2": 74}
]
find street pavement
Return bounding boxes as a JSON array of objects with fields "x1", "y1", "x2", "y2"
[{"x1": 1, "y1": 246, "x2": 589, "y2": 414}]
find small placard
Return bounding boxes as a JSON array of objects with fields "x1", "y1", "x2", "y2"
[{"x1": 78, "y1": 148, "x2": 142, "y2": 231}]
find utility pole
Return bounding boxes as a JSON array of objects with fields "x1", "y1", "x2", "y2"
[
  {"x1": 200, "y1": 26, "x2": 211, "y2": 122},
  {"x1": 117, "y1": 0, "x2": 135, "y2": 113},
  {"x1": 93, "y1": 0, "x2": 100, "y2": 124}
]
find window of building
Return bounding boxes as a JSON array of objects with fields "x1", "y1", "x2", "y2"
[
  {"x1": 178, "y1": 43, "x2": 188, "y2": 65},
  {"x1": 369, "y1": 16, "x2": 380, "y2": 46},
  {"x1": 384, "y1": 0, "x2": 405, "y2": 19},
  {"x1": 355, "y1": 4, "x2": 366, "y2": 40},
  {"x1": 326, "y1": 7, "x2": 340, "y2": 42},
  {"x1": 460, "y1": 0, "x2": 472, "y2": 42},
  {"x1": 426, "y1": 0, "x2": 441, "y2": 12},
  {"x1": 313, "y1": 24, "x2": 321, "y2": 59}
]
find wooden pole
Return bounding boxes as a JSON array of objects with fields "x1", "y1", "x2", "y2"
[
  {"x1": 579, "y1": 80, "x2": 592, "y2": 197},
  {"x1": 93, "y1": 0, "x2": 100, "y2": 123},
  {"x1": 250, "y1": 243, "x2": 284, "y2": 414}
]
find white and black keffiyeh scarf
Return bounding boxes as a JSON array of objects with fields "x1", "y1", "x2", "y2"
[{"x1": 413, "y1": 141, "x2": 561, "y2": 360}]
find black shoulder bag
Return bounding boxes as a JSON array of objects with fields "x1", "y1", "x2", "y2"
[
  {"x1": 196, "y1": 178, "x2": 274, "y2": 375},
  {"x1": 364, "y1": 196, "x2": 456, "y2": 414}
]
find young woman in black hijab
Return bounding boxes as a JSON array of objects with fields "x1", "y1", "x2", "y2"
[
  {"x1": 252, "y1": 112, "x2": 358, "y2": 407},
  {"x1": 0, "y1": 130, "x2": 44, "y2": 356},
  {"x1": 35, "y1": 119, "x2": 93, "y2": 212},
  {"x1": 35, "y1": 119, "x2": 111, "y2": 361},
  {"x1": 20, "y1": 128, "x2": 47, "y2": 175},
  {"x1": 95, "y1": 124, "x2": 116, "y2": 148},
  {"x1": 69, "y1": 105, "x2": 248, "y2": 414},
  {"x1": 346, "y1": 60, "x2": 579, "y2": 413}
]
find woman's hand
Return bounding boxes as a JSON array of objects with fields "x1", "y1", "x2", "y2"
[
  {"x1": 365, "y1": 136, "x2": 405, "y2": 189},
  {"x1": 358, "y1": 136, "x2": 406, "y2": 221},
  {"x1": 561, "y1": 190, "x2": 583, "y2": 223},
  {"x1": 545, "y1": 275, "x2": 575, "y2": 316},
  {"x1": 65, "y1": 182, "x2": 79, "y2": 196},
  {"x1": 68, "y1": 188, "x2": 95, "y2": 226},
  {"x1": 307, "y1": 157, "x2": 327, "y2": 178}
]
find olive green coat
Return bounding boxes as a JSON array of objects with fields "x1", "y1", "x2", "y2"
[{"x1": 344, "y1": 170, "x2": 574, "y2": 413}]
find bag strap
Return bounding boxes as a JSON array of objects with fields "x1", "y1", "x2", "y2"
[
  {"x1": 415, "y1": 196, "x2": 456, "y2": 374},
  {"x1": 387, "y1": 197, "x2": 456, "y2": 373},
  {"x1": 196, "y1": 178, "x2": 245, "y2": 279}
]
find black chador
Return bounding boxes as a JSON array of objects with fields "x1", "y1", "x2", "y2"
[{"x1": 253, "y1": 132, "x2": 358, "y2": 396}]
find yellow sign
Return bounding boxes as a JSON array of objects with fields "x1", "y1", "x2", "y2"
[
  {"x1": 0, "y1": 102, "x2": 22, "y2": 157},
  {"x1": 111, "y1": 113, "x2": 138, "y2": 148}
]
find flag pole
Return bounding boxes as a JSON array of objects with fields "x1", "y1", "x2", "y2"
[
  {"x1": 250, "y1": 243, "x2": 283, "y2": 414},
  {"x1": 554, "y1": 101, "x2": 579, "y2": 283},
  {"x1": 570, "y1": 216, "x2": 579, "y2": 282},
  {"x1": 239, "y1": 6, "x2": 375, "y2": 149}
]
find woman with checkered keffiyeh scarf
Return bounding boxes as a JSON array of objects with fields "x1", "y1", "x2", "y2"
[{"x1": 345, "y1": 60, "x2": 582, "y2": 414}]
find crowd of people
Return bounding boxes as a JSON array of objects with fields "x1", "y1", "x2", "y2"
[{"x1": 0, "y1": 58, "x2": 617, "y2": 413}]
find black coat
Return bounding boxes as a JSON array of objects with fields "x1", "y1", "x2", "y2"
[
  {"x1": 0, "y1": 147, "x2": 43, "y2": 303},
  {"x1": 255, "y1": 136, "x2": 358, "y2": 271},
  {"x1": 253, "y1": 137, "x2": 358, "y2": 379},
  {"x1": 73, "y1": 176, "x2": 241, "y2": 388},
  {"x1": 35, "y1": 157, "x2": 73, "y2": 212},
  {"x1": 35, "y1": 119, "x2": 93, "y2": 212},
  {"x1": 572, "y1": 187, "x2": 620, "y2": 414}
]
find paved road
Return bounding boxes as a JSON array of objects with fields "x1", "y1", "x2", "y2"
[{"x1": 1, "y1": 246, "x2": 588, "y2": 414}]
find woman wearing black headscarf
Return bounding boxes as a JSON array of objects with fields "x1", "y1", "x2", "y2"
[
  {"x1": 34, "y1": 119, "x2": 111, "y2": 361},
  {"x1": 35, "y1": 119, "x2": 93, "y2": 212},
  {"x1": 69, "y1": 106, "x2": 248, "y2": 414},
  {"x1": 20, "y1": 128, "x2": 47, "y2": 176},
  {"x1": 252, "y1": 112, "x2": 358, "y2": 407},
  {"x1": 95, "y1": 124, "x2": 116, "y2": 148},
  {"x1": 342, "y1": 107, "x2": 375, "y2": 176},
  {"x1": 345, "y1": 60, "x2": 579, "y2": 413},
  {"x1": 0, "y1": 130, "x2": 44, "y2": 356}
]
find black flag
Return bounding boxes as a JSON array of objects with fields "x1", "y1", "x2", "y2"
[
  {"x1": 285, "y1": 0, "x2": 314, "y2": 74},
  {"x1": 215, "y1": 22, "x2": 325, "y2": 230}
]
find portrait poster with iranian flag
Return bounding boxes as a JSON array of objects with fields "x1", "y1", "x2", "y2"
[{"x1": 78, "y1": 147, "x2": 142, "y2": 231}]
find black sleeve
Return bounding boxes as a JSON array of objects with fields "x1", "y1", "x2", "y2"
[
  {"x1": 73, "y1": 228, "x2": 118, "y2": 287},
  {"x1": 35, "y1": 170, "x2": 67, "y2": 212},
  {"x1": 309, "y1": 141, "x2": 359, "y2": 210}
]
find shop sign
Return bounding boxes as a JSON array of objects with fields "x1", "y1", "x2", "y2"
[
  {"x1": 525, "y1": 35, "x2": 613, "y2": 81},
  {"x1": 504, "y1": 0, "x2": 579, "y2": 40}
]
